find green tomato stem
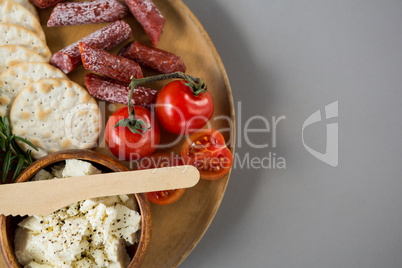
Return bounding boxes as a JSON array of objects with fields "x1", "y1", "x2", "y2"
[
  {"x1": 129, "y1": 71, "x2": 207, "y2": 96},
  {"x1": 117, "y1": 72, "x2": 207, "y2": 136}
]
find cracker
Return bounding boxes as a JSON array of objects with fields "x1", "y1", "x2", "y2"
[
  {"x1": 0, "y1": 0, "x2": 45, "y2": 41},
  {"x1": 10, "y1": 78, "x2": 101, "y2": 159},
  {"x1": 0, "y1": 62, "x2": 68, "y2": 116},
  {"x1": 0, "y1": 45, "x2": 46, "y2": 74},
  {"x1": 0, "y1": 23, "x2": 51, "y2": 60},
  {"x1": 11, "y1": 0, "x2": 38, "y2": 19}
]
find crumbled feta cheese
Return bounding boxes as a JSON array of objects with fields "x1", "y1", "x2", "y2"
[
  {"x1": 72, "y1": 257, "x2": 96, "y2": 268},
  {"x1": 119, "y1": 194, "x2": 129, "y2": 203},
  {"x1": 31, "y1": 170, "x2": 53, "y2": 181},
  {"x1": 62, "y1": 159, "x2": 101, "y2": 177},
  {"x1": 121, "y1": 194, "x2": 138, "y2": 211},
  {"x1": 50, "y1": 164, "x2": 65, "y2": 179},
  {"x1": 103, "y1": 236, "x2": 130, "y2": 267},
  {"x1": 90, "y1": 195, "x2": 121, "y2": 207},
  {"x1": 18, "y1": 215, "x2": 45, "y2": 233},
  {"x1": 25, "y1": 261, "x2": 53, "y2": 268},
  {"x1": 90, "y1": 248, "x2": 108, "y2": 266},
  {"x1": 79, "y1": 199, "x2": 98, "y2": 214},
  {"x1": 14, "y1": 228, "x2": 42, "y2": 266},
  {"x1": 14, "y1": 160, "x2": 141, "y2": 268},
  {"x1": 107, "y1": 204, "x2": 141, "y2": 245}
]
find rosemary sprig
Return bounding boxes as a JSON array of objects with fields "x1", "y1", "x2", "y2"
[{"x1": 0, "y1": 116, "x2": 38, "y2": 183}]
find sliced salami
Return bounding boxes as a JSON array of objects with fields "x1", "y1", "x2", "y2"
[
  {"x1": 80, "y1": 42, "x2": 143, "y2": 83},
  {"x1": 85, "y1": 73, "x2": 157, "y2": 109},
  {"x1": 124, "y1": 0, "x2": 165, "y2": 47},
  {"x1": 47, "y1": 0, "x2": 128, "y2": 27},
  {"x1": 50, "y1": 20, "x2": 131, "y2": 74},
  {"x1": 119, "y1": 41, "x2": 186, "y2": 74},
  {"x1": 30, "y1": 0, "x2": 65, "y2": 8}
]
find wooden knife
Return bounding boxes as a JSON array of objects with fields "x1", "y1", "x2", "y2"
[{"x1": 0, "y1": 165, "x2": 199, "y2": 216}]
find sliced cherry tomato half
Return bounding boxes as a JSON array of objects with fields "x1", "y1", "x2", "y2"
[
  {"x1": 181, "y1": 129, "x2": 233, "y2": 180},
  {"x1": 146, "y1": 189, "x2": 186, "y2": 206},
  {"x1": 137, "y1": 153, "x2": 185, "y2": 205}
]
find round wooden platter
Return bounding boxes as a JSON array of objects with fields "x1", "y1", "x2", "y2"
[{"x1": 0, "y1": 0, "x2": 235, "y2": 267}]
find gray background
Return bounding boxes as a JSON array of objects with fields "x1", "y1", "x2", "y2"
[{"x1": 181, "y1": 0, "x2": 402, "y2": 267}]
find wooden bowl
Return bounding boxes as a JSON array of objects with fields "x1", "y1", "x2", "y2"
[{"x1": 0, "y1": 149, "x2": 152, "y2": 268}]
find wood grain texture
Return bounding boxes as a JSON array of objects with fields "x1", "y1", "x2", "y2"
[{"x1": 0, "y1": 0, "x2": 234, "y2": 267}]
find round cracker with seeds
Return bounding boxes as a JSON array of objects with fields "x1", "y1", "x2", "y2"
[
  {"x1": 10, "y1": 78, "x2": 101, "y2": 159},
  {"x1": 11, "y1": 0, "x2": 38, "y2": 19},
  {"x1": 0, "y1": 23, "x2": 51, "y2": 60},
  {"x1": 0, "y1": 45, "x2": 46, "y2": 74},
  {"x1": 0, "y1": 0, "x2": 45, "y2": 41},
  {"x1": 0, "y1": 62, "x2": 68, "y2": 116}
]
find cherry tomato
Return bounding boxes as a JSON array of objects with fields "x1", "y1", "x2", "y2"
[
  {"x1": 138, "y1": 153, "x2": 185, "y2": 205},
  {"x1": 105, "y1": 106, "x2": 160, "y2": 161},
  {"x1": 145, "y1": 189, "x2": 186, "y2": 206},
  {"x1": 181, "y1": 129, "x2": 233, "y2": 180},
  {"x1": 155, "y1": 80, "x2": 214, "y2": 135}
]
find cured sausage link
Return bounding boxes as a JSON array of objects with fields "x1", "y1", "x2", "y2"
[
  {"x1": 80, "y1": 42, "x2": 143, "y2": 83},
  {"x1": 50, "y1": 20, "x2": 131, "y2": 74},
  {"x1": 119, "y1": 41, "x2": 186, "y2": 74},
  {"x1": 124, "y1": 0, "x2": 165, "y2": 47},
  {"x1": 47, "y1": 0, "x2": 128, "y2": 27},
  {"x1": 84, "y1": 73, "x2": 157, "y2": 109},
  {"x1": 30, "y1": 0, "x2": 65, "y2": 9}
]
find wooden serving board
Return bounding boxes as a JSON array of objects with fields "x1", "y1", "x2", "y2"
[{"x1": 0, "y1": 0, "x2": 235, "y2": 267}]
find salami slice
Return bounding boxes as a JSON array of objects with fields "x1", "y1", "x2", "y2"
[
  {"x1": 119, "y1": 41, "x2": 186, "y2": 74},
  {"x1": 85, "y1": 73, "x2": 157, "y2": 109},
  {"x1": 124, "y1": 0, "x2": 165, "y2": 47},
  {"x1": 30, "y1": 0, "x2": 65, "y2": 8},
  {"x1": 50, "y1": 20, "x2": 131, "y2": 74},
  {"x1": 80, "y1": 42, "x2": 143, "y2": 83},
  {"x1": 47, "y1": 0, "x2": 128, "y2": 27}
]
